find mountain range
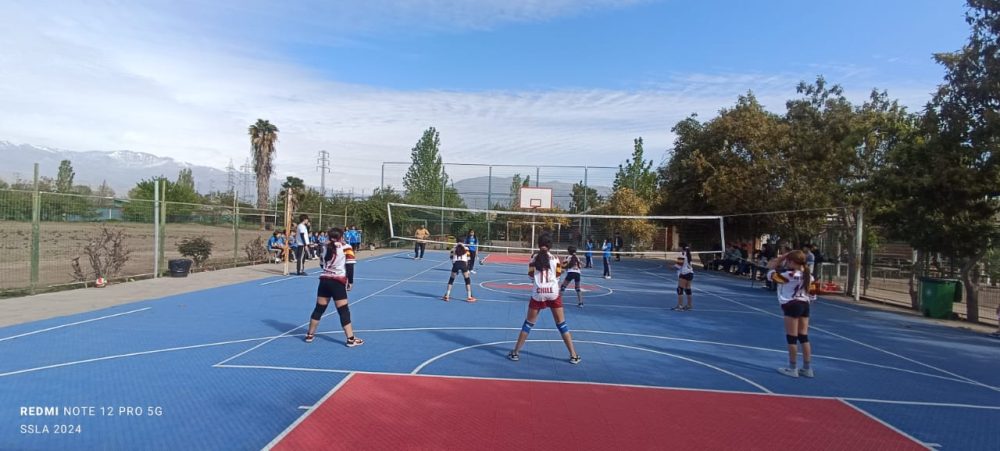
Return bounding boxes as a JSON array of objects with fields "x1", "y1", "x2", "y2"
[{"x1": 0, "y1": 142, "x2": 611, "y2": 207}]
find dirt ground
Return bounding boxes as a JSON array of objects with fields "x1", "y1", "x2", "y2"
[{"x1": 0, "y1": 221, "x2": 272, "y2": 293}]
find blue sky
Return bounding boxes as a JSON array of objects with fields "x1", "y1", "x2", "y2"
[{"x1": 0, "y1": 0, "x2": 972, "y2": 191}]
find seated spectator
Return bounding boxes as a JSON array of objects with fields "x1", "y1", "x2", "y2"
[{"x1": 267, "y1": 231, "x2": 285, "y2": 263}]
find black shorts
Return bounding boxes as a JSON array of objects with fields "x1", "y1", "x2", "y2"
[
  {"x1": 317, "y1": 278, "x2": 348, "y2": 300},
  {"x1": 451, "y1": 261, "x2": 469, "y2": 273},
  {"x1": 564, "y1": 272, "x2": 581, "y2": 285},
  {"x1": 781, "y1": 301, "x2": 810, "y2": 318},
  {"x1": 679, "y1": 273, "x2": 694, "y2": 281}
]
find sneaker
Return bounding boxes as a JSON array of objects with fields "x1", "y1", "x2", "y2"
[
  {"x1": 604, "y1": 275, "x2": 611, "y2": 279},
  {"x1": 304, "y1": 334, "x2": 314, "y2": 343},
  {"x1": 777, "y1": 367, "x2": 799, "y2": 378},
  {"x1": 466, "y1": 297, "x2": 477, "y2": 303},
  {"x1": 671, "y1": 306, "x2": 685, "y2": 311},
  {"x1": 798, "y1": 368, "x2": 815, "y2": 378},
  {"x1": 441, "y1": 295, "x2": 450, "y2": 302},
  {"x1": 346, "y1": 337, "x2": 364, "y2": 348},
  {"x1": 683, "y1": 305, "x2": 693, "y2": 311},
  {"x1": 507, "y1": 351, "x2": 519, "y2": 361},
  {"x1": 577, "y1": 303, "x2": 583, "y2": 308},
  {"x1": 569, "y1": 355, "x2": 582, "y2": 364},
  {"x1": 470, "y1": 270, "x2": 477, "y2": 274}
]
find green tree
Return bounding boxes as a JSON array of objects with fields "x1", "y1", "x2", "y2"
[
  {"x1": 876, "y1": 0, "x2": 1000, "y2": 321},
  {"x1": 56, "y1": 159, "x2": 75, "y2": 193},
  {"x1": 354, "y1": 187, "x2": 406, "y2": 243},
  {"x1": 176, "y1": 168, "x2": 195, "y2": 192},
  {"x1": 249, "y1": 119, "x2": 279, "y2": 227},
  {"x1": 508, "y1": 173, "x2": 531, "y2": 209},
  {"x1": 613, "y1": 138, "x2": 658, "y2": 204},
  {"x1": 602, "y1": 188, "x2": 656, "y2": 251},
  {"x1": 402, "y1": 127, "x2": 464, "y2": 208},
  {"x1": 570, "y1": 181, "x2": 602, "y2": 213},
  {"x1": 125, "y1": 177, "x2": 199, "y2": 222},
  {"x1": 278, "y1": 176, "x2": 305, "y2": 212},
  {"x1": 0, "y1": 177, "x2": 8, "y2": 189}
]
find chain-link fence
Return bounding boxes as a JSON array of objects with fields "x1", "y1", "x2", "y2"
[
  {"x1": 0, "y1": 186, "x2": 368, "y2": 297},
  {"x1": 380, "y1": 162, "x2": 619, "y2": 211}
]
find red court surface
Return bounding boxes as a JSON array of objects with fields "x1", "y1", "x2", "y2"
[
  {"x1": 272, "y1": 373, "x2": 925, "y2": 451},
  {"x1": 482, "y1": 254, "x2": 531, "y2": 264}
]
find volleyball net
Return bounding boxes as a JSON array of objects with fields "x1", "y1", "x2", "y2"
[{"x1": 387, "y1": 202, "x2": 726, "y2": 260}]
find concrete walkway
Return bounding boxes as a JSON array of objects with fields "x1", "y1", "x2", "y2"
[{"x1": 0, "y1": 248, "x2": 405, "y2": 328}]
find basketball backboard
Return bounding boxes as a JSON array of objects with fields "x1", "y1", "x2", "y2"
[{"x1": 519, "y1": 187, "x2": 553, "y2": 210}]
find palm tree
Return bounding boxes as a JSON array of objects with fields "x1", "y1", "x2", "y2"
[{"x1": 248, "y1": 119, "x2": 279, "y2": 228}]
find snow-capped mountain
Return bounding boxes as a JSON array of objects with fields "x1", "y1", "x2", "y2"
[{"x1": 0, "y1": 141, "x2": 233, "y2": 196}]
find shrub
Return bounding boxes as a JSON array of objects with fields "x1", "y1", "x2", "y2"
[
  {"x1": 177, "y1": 236, "x2": 214, "y2": 267},
  {"x1": 244, "y1": 235, "x2": 270, "y2": 263},
  {"x1": 71, "y1": 225, "x2": 131, "y2": 281}
]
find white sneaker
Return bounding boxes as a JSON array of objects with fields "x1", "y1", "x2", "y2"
[
  {"x1": 470, "y1": 270, "x2": 477, "y2": 274},
  {"x1": 777, "y1": 367, "x2": 799, "y2": 378},
  {"x1": 798, "y1": 368, "x2": 815, "y2": 378},
  {"x1": 604, "y1": 275, "x2": 611, "y2": 279}
]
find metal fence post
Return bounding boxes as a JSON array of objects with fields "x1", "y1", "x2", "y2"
[
  {"x1": 233, "y1": 192, "x2": 239, "y2": 267},
  {"x1": 159, "y1": 179, "x2": 167, "y2": 276},
  {"x1": 154, "y1": 180, "x2": 160, "y2": 278},
  {"x1": 30, "y1": 163, "x2": 40, "y2": 294}
]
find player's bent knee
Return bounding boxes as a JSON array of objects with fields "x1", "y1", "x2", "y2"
[
  {"x1": 336, "y1": 304, "x2": 351, "y2": 326},
  {"x1": 786, "y1": 334, "x2": 798, "y2": 345},
  {"x1": 464, "y1": 277, "x2": 471, "y2": 285},
  {"x1": 311, "y1": 303, "x2": 329, "y2": 321},
  {"x1": 684, "y1": 288, "x2": 692, "y2": 295},
  {"x1": 676, "y1": 286, "x2": 684, "y2": 295},
  {"x1": 797, "y1": 334, "x2": 809, "y2": 344},
  {"x1": 521, "y1": 320, "x2": 535, "y2": 334},
  {"x1": 557, "y1": 321, "x2": 570, "y2": 334},
  {"x1": 448, "y1": 276, "x2": 455, "y2": 285}
]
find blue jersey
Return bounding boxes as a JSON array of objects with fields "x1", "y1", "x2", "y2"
[
  {"x1": 346, "y1": 230, "x2": 361, "y2": 244},
  {"x1": 585, "y1": 242, "x2": 594, "y2": 256},
  {"x1": 602, "y1": 242, "x2": 612, "y2": 258},
  {"x1": 267, "y1": 236, "x2": 281, "y2": 248},
  {"x1": 465, "y1": 236, "x2": 478, "y2": 252}
]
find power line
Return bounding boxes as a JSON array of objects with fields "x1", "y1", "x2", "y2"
[{"x1": 317, "y1": 150, "x2": 330, "y2": 197}]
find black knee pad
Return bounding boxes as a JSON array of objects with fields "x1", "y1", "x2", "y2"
[
  {"x1": 786, "y1": 334, "x2": 798, "y2": 345},
  {"x1": 336, "y1": 304, "x2": 351, "y2": 327},
  {"x1": 797, "y1": 334, "x2": 809, "y2": 344},
  {"x1": 676, "y1": 286, "x2": 684, "y2": 295},
  {"x1": 448, "y1": 276, "x2": 455, "y2": 285},
  {"x1": 684, "y1": 288, "x2": 692, "y2": 295},
  {"x1": 464, "y1": 277, "x2": 471, "y2": 286},
  {"x1": 311, "y1": 303, "x2": 329, "y2": 321}
]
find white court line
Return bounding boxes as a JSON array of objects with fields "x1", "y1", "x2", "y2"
[
  {"x1": 217, "y1": 364, "x2": 353, "y2": 374},
  {"x1": 368, "y1": 293, "x2": 758, "y2": 313},
  {"x1": 297, "y1": 406, "x2": 310, "y2": 410},
  {"x1": 356, "y1": 277, "x2": 439, "y2": 285},
  {"x1": 262, "y1": 373, "x2": 356, "y2": 451},
  {"x1": 409, "y1": 339, "x2": 773, "y2": 393},
  {"x1": 695, "y1": 285, "x2": 1000, "y2": 393},
  {"x1": 0, "y1": 335, "x2": 273, "y2": 378},
  {"x1": 838, "y1": 399, "x2": 931, "y2": 449},
  {"x1": 216, "y1": 260, "x2": 450, "y2": 366},
  {"x1": 214, "y1": 365, "x2": 1000, "y2": 411},
  {"x1": 0, "y1": 308, "x2": 151, "y2": 343},
  {"x1": 259, "y1": 253, "x2": 408, "y2": 286}
]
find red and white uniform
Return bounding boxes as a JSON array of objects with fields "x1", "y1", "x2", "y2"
[
  {"x1": 320, "y1": 241, "x2": 348, "y2": 284},
  {"x1": 343, "y1": 241, "x2": 356, "y2": 265},
  {"x1": 528, "y1": 252, "x2": 562, "y2": 306},
  {"x1": 766, "y1": 269, "x2": 815, "y2": 304}
]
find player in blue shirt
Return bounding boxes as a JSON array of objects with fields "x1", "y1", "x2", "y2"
[
  {"x1": 601, "y1": 238, "x2": 613, "y2": 279},
  {"x1": 267, "y1": 232, "x2": 284, "y2": 263},
  {"x1": 464, "y1": 230, "x2": 479, "y2": 274},
  {"x1": 584, "y1": 237, "x2": 595, "y2": 268}
]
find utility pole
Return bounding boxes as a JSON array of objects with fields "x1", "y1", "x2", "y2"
[
  {"x1": 317, "y1": 150, "x2": 330, "y2": 229},
  {"x1": 226, "y1": 159, "x2": 236, "y2": 196},
  {"x1": 240, "y1": 158, "x2": 253, "y2": 206}
]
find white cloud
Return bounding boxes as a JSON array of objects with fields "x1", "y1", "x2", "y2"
[{"x1": 0, "y1": 1, "x2": 937, "y2": 193}]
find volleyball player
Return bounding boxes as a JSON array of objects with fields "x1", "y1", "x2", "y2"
[
  {"x1": 508, "y1": 235, "x2": 581, "y2": 364},
  {"x1": 767, "y1": 250, "x2": 816, "y2": 378},
  {"x1": 304, "y1": 228, "x2": 364, "y2": 347},
  {"x1": 560, "y1": 245, "x2": 584, "y2": 307},
  {"x1": 443, "y1": 242, "x2": 476, "y2": 302},
  {"x1": 671, "y1": 243, "x2": 695, "y2": 311}
]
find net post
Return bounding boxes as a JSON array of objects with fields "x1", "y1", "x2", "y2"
[
  {"x1": 718, "y1": 216, "x2": 726, "y2": 255},
  {"x1": 153, "y1": 177, "x2": 160, "y2": 278},
  {"x1": 30, "y1": 163, "x2": 40, "y2": 294},
  {"x1": 854, "y1": 206, "x2": 864, "y2": 302},
  {"x1": 387, "y1": 202, "x2": 395, "y2": 239}
]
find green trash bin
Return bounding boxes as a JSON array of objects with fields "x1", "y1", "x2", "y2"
[{"x1": 919, "y1": 278, "x2": 962, "y2": 319}]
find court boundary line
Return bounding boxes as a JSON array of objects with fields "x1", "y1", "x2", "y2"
[
  {"x1": 478, "y1": 278, "x2": 615, "y2": 298},
  {"x1": 410, "y1": 339, "x2": 773, "y2": 393},
  {"x1": 209, "y1": 366, "x2": 1000, "y2": 411},
  {"x1": 258, "y1": 253, "x2": 409, "y2": 286},
  {"x1": 694, "y1": 283, "x2": 1000, "y2": 393},
  {"x1": 368, "y1": 293, "x2": 767, "y2": 314},
  {"x1": 262, "y1": 372, "x2": 356, "y2": 450},
  {"x1": 216, "y1": 260, "x2": 451, "y2": 366},
  {"x1": 0, "y1": 307, "x2": 151, "y2": 343},
  {"x1": 2, "y1": 326, "x2": 982, "y2": 389},
  {"x1": 837, "y1": 399, "x2": 931, "y2": 449}
]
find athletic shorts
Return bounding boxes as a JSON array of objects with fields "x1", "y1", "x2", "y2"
[
  {"x1": 679, "y1": 273, "x2": 694, "y2": 281},
  {"x1": 451, "y1": 261, "x2": 469, "y2": 273},
  {"x1": 529, "y1": 296, "x2": 564, "y2": 310},
  {"x1": 564, "y1": 272, "x2": 581, "y2": 286},
  {"x1": 781, "y1": 301, "x2": 810, "y2": 318},
  {"x1": 317, "y1": 278, "x2": 348, "y2": 300}
]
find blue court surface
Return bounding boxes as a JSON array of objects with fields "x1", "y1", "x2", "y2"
[{"x1": 1, "y1": 251, "x2": 998, "y2": 450}]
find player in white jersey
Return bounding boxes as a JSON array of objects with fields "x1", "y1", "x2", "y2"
[
  {"x1": 304, "y1": 228, "x2": 364, "y2": 347},
  {"x1": 442, "y1": 243, "x2": 476, "y2": 302},
  {"x1": 767, "y1": 250, "x2": 816, "y2": 378},
  {"x1": 671, "y1": 243, "x2": 695, "y2": 311},
  {"x1": 507, "y1": 235, "x2": 581, "y2": 364},
  {"x1": 559, "y1": 245, "x2": 584, "y2": 307}
]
